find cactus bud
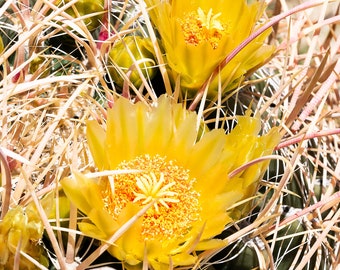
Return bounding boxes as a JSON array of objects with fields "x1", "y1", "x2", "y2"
[
  {"x1": 107, "y1": 36, "x2": 157, "y2": 88},
  {"x1": 0, "y1": 204, "x2": 48, "y2": 269},
  {"x1": 54, "y1": 0, "x2": 105, "y2": 31}
]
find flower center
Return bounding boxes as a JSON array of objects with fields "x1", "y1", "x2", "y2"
[
  {"x1": 179, "y1": 8, "x2": 227, "y2": 49},
  {"x1": 101, "y1": 154, "x2": 201, "y2": 240}
]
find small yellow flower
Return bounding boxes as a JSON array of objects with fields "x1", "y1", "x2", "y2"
[
  {"x1": 145, "y1": 0, "x2": 275, "y2": 95},
  {"x1": 0, "y1": 203, "x2": 49, "y2": 269},
  {"x1": 61, "y1": 95, "x2": 280, "y2": 269}
]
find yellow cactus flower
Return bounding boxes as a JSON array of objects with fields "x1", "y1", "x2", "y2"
[
  {"x1": 145, "y1": 0, "x2": 275, "y2": 95},
  {"x1": 0, "y1": 203, "x2": 49, "y2": 269},
  {"x1": 61, "y1": 95, "x2": 280, "y2": 269}
]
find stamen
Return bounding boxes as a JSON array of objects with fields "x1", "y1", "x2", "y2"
[
  {"x1": 179, "y1": 8, "x2": 227, "y2": 49},
  {"x1": 101, "y1": 155, "x2": 201, "y2": 240}
]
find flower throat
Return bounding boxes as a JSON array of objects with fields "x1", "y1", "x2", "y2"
[
  {"x1": 179, "y1": 8, "x2": 227, "y2": 49},
  {"x1": 101, "y1": 154, "x2": 201, "y2": 240}
]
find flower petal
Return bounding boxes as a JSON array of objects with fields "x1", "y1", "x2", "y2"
[
  {"x1": 61, "y1": 172, "x2": 118, "y2": 236},
  {"x1": 86, "y1": 119, "x2": 109, "y2": 170}
]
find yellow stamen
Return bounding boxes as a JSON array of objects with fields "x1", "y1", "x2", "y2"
[
  {"x1": 180, "y1": 8, "x2": 227, "y2": 49},
  {"x1": 101, "y1": 155, "x2": 201, "y2": 240}
]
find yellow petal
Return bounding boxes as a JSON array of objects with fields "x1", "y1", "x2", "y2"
[
  {"x1": 78, "y1": 222, "x2": 107, "y2": 240},
  {"x1": 0, "y1": 234, "x2": 10, "y2": 265},
  {"x1": 195, "y1": 238, "x2": 226, "y2": 251},
  {"x1": 143, "y1": 96, "x2": 173, "y2": 154},
  {"x1": 106, "y1": 98, "x2": 147, "y2": 168},
  {"x1": 108, "y1": 203, "x2": 144, "y2": 265},
  {"x1": 86, "y1": 119, "x2": 109, "y2": 170},
  {"x1": 147, "y1": 241, "x2": 197, "y2": 268},
  {"x1": 61, "y1": 172, "x2": 118, "y2": 235},
  {"x1": 187, "y1": 129, "x2": 226, "y2": 180}
]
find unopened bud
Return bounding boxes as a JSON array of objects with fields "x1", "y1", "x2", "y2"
[{"x1": 108, "y1": 36, "x2": 157, "y2": 88}]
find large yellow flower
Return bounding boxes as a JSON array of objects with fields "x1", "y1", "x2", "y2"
[
  {"x1": 61, "y1": 95, "x2": 280, "y2": 269},
  {"x1": 145, "y1": 0, "x2": 274, "y2": 95}
]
